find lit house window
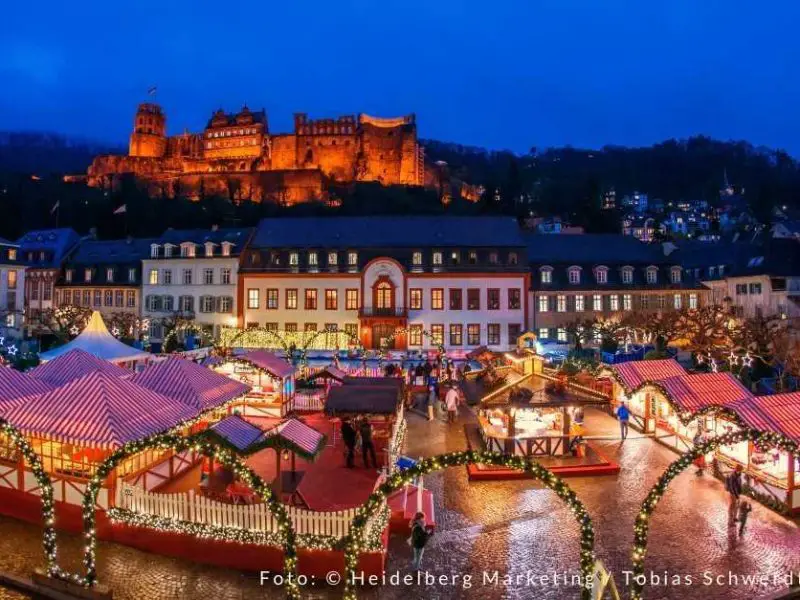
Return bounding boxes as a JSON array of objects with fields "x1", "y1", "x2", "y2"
[
  {"x1": 247, "y1": 289, "x2": 260, "y2": 309},
  {"x1": 348, "y1": 251, "x2": 358, "y2": 266},
  {"x1": 150, "y1": 244, "x2": 159, "y2": 258},
  {"x1": 540, "y1": 267, "x2": 552, "y2": 284},
  {"x1": 205, "y1": 242, "x2": 214, "y2": 257},
  {"x1": 8, "y1": 249, "x2": 16, "y2": 261},
  {"x1": 538, "y1": 295, "x2": 549, "y2": 313},
  {"x1": 673, "y1": 294, "x2": 682, "y2": 310},
  {"x1": 623, "y1": 294, "x2": 632, "y2": 311},
  {"x1": 557, "y1": 328, "x2": 567, "y2": 342},
  {"x1": 308, "y1": 252, "x2": 318, "y2": 267},
  {"x1": 557, "y1": 295, "x2": 566, "y2": 312},
  {"x1": 646, "y1": 268, "x2": 658, "y2": 284},
  {"x1": 412, "y1": 251, "x2": 423, "y2": 266},
  {"x1": 328, "y1": 252, "x2": 338, "y2": 266},
  {"x1": 148, "y1": 269, "x2": 158, "y2": 285},
  {"x1": 289, "y1": 252, "x2": 299, "y2": 266},
  {"x1": 595, "y1": 267, "x2": 608, "y2": 284},
  {"x1": 621, "y1": 267, "x2": 633, "y2": 284},
  {"x1": 568, "y1": 268, "x2": 581, "y2": 284},
  {"x1": 689, "y1": 293, "x2": 698, "y2": 309},
  {"x1": 609, "y1": 295, "x2": 619, "y2": 311},
  {"x1": 432, "y1": 252, "x2": 443, "y2": 266},
  {"x1": 221, "y1": 242, "x2": 232, "y2": 257},
  {"x1": 575, "y1": 295, "x2": 585, "y2": 311},
  {"x1": 84, "y1": 269, "x2": 92, "y2": 283},
  {"x1": 671, "y1": 267, "x2": 682, "y2": 284},
  {"x1": 538, "y1": 328, "x2": 549, "y2": 339},
  {"x1": 592, "y1": 294, "x2": 602, "y2": 311}
]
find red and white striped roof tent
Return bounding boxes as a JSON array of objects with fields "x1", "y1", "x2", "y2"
[
  {"x1": 3, "y1": 371, "x2": 198, "y2": 448},
  {"x1": 240, "y1": 350, "x2": 296, "y2": 379},
  {"x1": 131, "y1": 357, "x2": 250, "y2": 411},
  {"x1": 263, "y1": 418, "x2": 325, "y2": 457},
  {"x1": 725, "y1": 398, "x2": 781, "y2": 432},
  {"x1": 0, "y1": 367, "x2": 54, "y2": 410},
  {"x1": 613, "y1": 359, "x2": 686, "y2": 391},
  {"x1": 208, "y1": 415, "x2": 265, "y2": 452},
  {"x1": 742, "y1": 393, "x2": 800, "y2": 443},
  {"x1": 29, "y1": 348, "x2": 131, "y2": 387},
  {"x1": 659, "y1": 372, "x2": 754, "y2": 413}
]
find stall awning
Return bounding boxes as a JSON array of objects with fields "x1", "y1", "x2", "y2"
[
  {"x1": 3, "y1": 371, "x2": 198, "y2": 449},
  {"x1": 131, "y1": 357, "x2": 250, "y2": 411},
  {"x1": 741, "y1": 393, "x2": 800, "y2": 443},
  {"x1": 29, "y1": 348, "x2": 131, "y2": 387},
  {"x1": 309, "y1": 366, "x2": 347, "y2": 382},
  {"x1": 208, "y1": 415, "x2": 266, "y2": 452},
  {"x1": 326, "y1": 385, "x2": 401, "y2": 415},
  {"x1": 613, "y1": 359, "x2": 686, "y2": 392},
  {"x1": 0, "y1": 366, "x2": 54, "y2": 409},
  {"x1": 263, "y1": 418, "x2": 326, "y2": 459},
  {"x1": 38, "y1": 311, "x2": 150, "y2": 364},
  {"x1": 659, "y1": 372, "x2": 753, "y2": 413},
  {"x1": 239, "y1": 350, "x2": 296, "y2": 379}
]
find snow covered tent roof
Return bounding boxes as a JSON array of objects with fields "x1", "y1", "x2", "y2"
[
  {"x1": 30, "y1": 348, "x2": 131, "y2": 387},
  {"x1": 38, "y1": 311, "x2": 150, "y2": 364},
  {"x1": 130, "y1": 357, "x2": 250, "y2": 411}
]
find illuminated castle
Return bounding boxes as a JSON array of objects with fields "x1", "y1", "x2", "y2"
[{"x1": 86, "y1": 103, "x2": 427, "y2": 204}]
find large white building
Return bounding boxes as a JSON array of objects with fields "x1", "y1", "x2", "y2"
[
  {"x1": 142, "y1": 227, "x2": 253, "y2": 346},
  {"x1": 238, "y1": 217, "x2": 529, "y2": 351}
]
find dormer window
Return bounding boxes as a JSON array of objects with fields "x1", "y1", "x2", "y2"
[
  {"x1": 328, "y1": 251, "x2": 338, "y2": 265},
  {"x1": 348, "y1": 251, "x2": 358, "y2": 266},
  {"x1": 412, "y1": 251, "x2": 423, "y2": 266},
  {"x1": 128, "y1": 268, "x2": 136, "y2": 283},
  {"x1": 540, "y1": 267, "x2": 553, "y2": 284},
  {"x1": 595, "y1": 266, "x2": 609, "y2": 284},
  {"x1": 646, "y1": 267, "x2": 658, "y2": 284},
  {"x1": 270, "y1": 252, "x2": 280, "y2": 265},
  {"x1": 489, "y1": 252, "x2": 498, "y2": 264},
  {"x1": 221, "y1": 242, "x2": 232, "y2": 257},
  {"x1": 150, "y1": 244, "x2": 159, "y2": 258},
  {"x1": 164, "y1": 245, "x2": 173, "y2": 258},
  {"x1": 432, "y1": 252, "x2": 443, "y2": 266},
  {"x1": 180, "y1": 243, "x2": 196, "y2": 258},
  {"x1": 289, "y1": 252, "x2": 299, "y2": 266},
  {"x1": 106, "y1": 268, "x2": 114, "y2": 283},
  {"x1": 508, "y1": 252, "x2": 518, "y2": 265},
  {"x1": 621, "y1": 266, "x2": 634, "y2": 284},
  {"x1": 308, "y1": 251, "x2": 318, "y2": 266},
  {"x1": 84, "y1": 268, "x2": 92, "y2": 283},
  {"x1": 39, "y1": 251, "x2": 45, "y2": 261},
  {"x1": 670, "y1": 267, "x2": 682, "y2": 284},
  {"x1": 567, "y1": 267, "x2": 581, "y2": 285},
  {"x1": 205, "y1": 242, "x2": 215, "y2": 257},
  {"x1": 8, "y1": 249, "x2": 16, "y2": 261},
  {"x1": 719, "y1": 265, "x2": 725, "y2": 277},
  {"x1": 468, "y1": 251, "x2": 478, "y2": 265},
  {"x1": 451, "y1": 251, "x2": 460, "y2": 265},
  {"x1": 65, "y1": 269, "x2": 73, "y2": 283}
]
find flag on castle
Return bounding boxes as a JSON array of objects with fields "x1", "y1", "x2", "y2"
[
  {"x1": 113, "y1": 204, "x2": 127, "y2": 215},
  {"x1": 50, "y1": 201, "x2": 60, "y2": 215},
  {"x1": 147, "y1": 86, "x2": 157, "y2": 96}
]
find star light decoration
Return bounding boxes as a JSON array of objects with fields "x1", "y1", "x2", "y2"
[
  {"x1": 341, "y1": 450, "x2": 596, "y2": 600},
  {"x1": 630, "y1": 428, "x2": 800, "y2": 600}
]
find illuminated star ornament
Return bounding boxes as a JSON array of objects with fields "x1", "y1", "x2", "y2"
[
  {"x1": 70, "y1": 326, "x2": 80, "y2": 336},
  {"x1": 6, "y1": 345, "x2": 17, "y2": 357},
  {"x1": 111, "y1": 327, "x2": 121, "y2": 337}
]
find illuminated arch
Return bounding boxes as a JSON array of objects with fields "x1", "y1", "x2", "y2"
[
  {"x1": 341, "y1": 450, "x2": 596, "y2": 600},
  {"x1": 161, "y1": 321, "x2": 213, "y2": 352},
  {"x1": 377, "y1": 326, "x2": 446, "y2": 363},
  {"x1": 630, "y1": 428, "x2": 800, "y2": 600},
  {"x1": 298, "y1": 328, "x2": 366, "y2": 365},
  {"x1": 224, "y1": 327, "x2": 291, "y2": 354},
  {"x1": 79, "y1": 432, "x2": 301, "y2": 599},
  {"x1": 0, "y1": 419, "x2": 61, "y2": 578}
]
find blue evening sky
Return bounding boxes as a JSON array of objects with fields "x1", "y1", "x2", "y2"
[{"x1": 1, "y1": 1, "x2": 798, "y2": 154}]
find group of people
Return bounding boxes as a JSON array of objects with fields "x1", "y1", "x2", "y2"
[
  {"x1": 340, "y1": 417, "x2": 378, "y2": 469},
  {"x1": 416, "y1": 382, "x2": 464, "y2": 423}
]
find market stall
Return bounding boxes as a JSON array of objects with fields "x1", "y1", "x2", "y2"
[{"x1": 213, "y1": 350, "x2": 296, "y2": 417}]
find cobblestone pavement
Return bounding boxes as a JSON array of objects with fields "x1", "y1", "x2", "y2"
[{"x1": 0, "y1": 405, "x2": 798, "y2": 600}]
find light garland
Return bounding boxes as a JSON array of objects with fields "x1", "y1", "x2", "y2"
[
  {"x1": 341, "y1": 450, "x2": 595, "y2": 600},
  {"x1": 162, "y1": 322, "x2": 212, "y2": 353},
  {"x1": 76, "y1": 433, "x2": 301, "y2": 599},
  {"x1": 630, "y1": 428, "x2": 800, "y2": 600}
]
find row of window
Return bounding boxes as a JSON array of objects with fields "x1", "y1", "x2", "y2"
[
  {"x1": 145, "y1": 295, "x2": 233, "y2": 314},
  {"x1": 418, "y1": 288, "x2": 522, "y2": 311},
  {"x1": 268, "y1": 250, "x2": 520, "y2": 269},
  {"x1": 207, "y1": 128, "x2": 258, "y2": 138},
  {"x1": 539, "y1": 265, "x2": 683, "y2": 285},
  {"x1": 148, "y1": 267, "x2": 232, "y2": 286},
  {"x1": 207, "y1": 139, "x2": 258, "y2": 149},
  {"x1": 735, "y1": 283, "x2": 762, "y2": 295},
  {"x1": 536, "y1": 292, "x2": 699, "y2": 313},
  {"x1": 150, "y1": 242, "x2": 233, "y2": 259},
  {"x1": 29, "y1": 280, "x2": 53, "y2": 302},
  {"x1": 56, "y1": 289, "x2": 137, "y2": 308},
  {"x1": 247, "y1": 288, "x2": 360, "y2": 311},
  {"x1": 66, "y1": 268, "x2": 137, "y2": 284}
]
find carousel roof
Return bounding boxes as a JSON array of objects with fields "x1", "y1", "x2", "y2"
[
  {"x1": 3, "y1": 371, "x2": 197, "y2": 448},
  {"x1": 131, "y1": 357, "x2": 250, "y2": 411},
  {"x1": 29, "y1": 348, "x2": 131, "y2": 387},
  {"x1": 658, "y1": 372, "x2": 753, "y2": 413},
  {"x1": 239, "y1": 350, "x2": 296, "y2": 378},
  {"x1": 39, "y1": 311, "x2": 150, "y2": 364},
  {"x1": 0, "y1": 367, "x2": 54, "y2": 408},
  {"x1": 612, "y1": 359, "x2": 686, "y2": 392}
]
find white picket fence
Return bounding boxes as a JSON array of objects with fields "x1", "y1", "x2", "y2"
[{"x1": 116, "y1": 482, "x2": 360, "y2": 538}]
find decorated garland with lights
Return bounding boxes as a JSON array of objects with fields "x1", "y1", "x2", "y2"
[
  {"x1": 161, "y1": 321, "x2": 212, "y2": 353},
  {"x1": 298, "y1": 328, "x2": 366, "y2": 366},
  {"x1": 341, "y1": 450, "x2": 595, "y2": 600},
  {"x1": 0, "y1": 420, "x2": 62, "y2": 579},
  {"x1": 224, "y1": 327, "x2": 292, "y2": 354},
  {"x1": 630, "y1": 428, "x2": 800, "y2": 600},
  {"x1": 77, "y1": 433, "x2": 301, "y2": 599},
  {"x1": 376, "y1": 327, "x2": 446, "y2": 363}
]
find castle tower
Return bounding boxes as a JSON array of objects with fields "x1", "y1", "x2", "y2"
[{"x1": 129, "y1": 103, "x2": 167, "y2": 158}]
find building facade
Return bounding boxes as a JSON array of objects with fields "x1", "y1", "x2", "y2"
[
  {"x1": 527, "y1": 235, "x2": 710, "y2": 343},
  {"x1": 54, "y1": 238, "x2": 154, "y2": 319},
  {"x1": 238, "y1": 217, "x2": 529, "y2": 351},
  {"x1": 17, "y1": 228, "x2": 81, "y2": 329},
  {"x1": 142, "y1": 227, "x2": 253, "y2": 343},
  {"x1": 0, "y1": 238, "x2": 25, "y2": 337}
]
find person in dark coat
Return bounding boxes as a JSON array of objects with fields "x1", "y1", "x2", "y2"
[
  {"x1": 359, "y1": 418, "x2": 378, "y2": 468},
  {"x1": 340, "y1": 418, "x2": 357, "y2": 468},
  {"x1": 726, "y1": 464, "x2": 744, "y2": 525},
  {"x1": 409, "y1": 512, "x2": 433, "y2": 571}
]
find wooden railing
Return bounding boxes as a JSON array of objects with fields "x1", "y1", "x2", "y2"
[
  {"x1": 116, "y1": 482, "x2": 359, "y2": 538},
  {"x1": 285, "y1": 389, "x2": 326, "y2": 413}
]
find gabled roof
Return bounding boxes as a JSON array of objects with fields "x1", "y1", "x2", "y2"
[
  {"x1": 263, "y1": 417, "x2": 326, "y2": 458},
  {"x1": 658, "y1": 372, "x2": 753, "y2": 413},
  {"x1": 3, "y1": 371, "x2": 197, "y2": 448},
  {"x1": 31, "y1": 347, "x2": 131, "y2": 386},
  {"x1": 131, "y1": 357, "x2": 250, "y2": 411},
  {"x1": 251, "y1": 217, "x2": 527, "y2": 248},
  {"x1": 239, "y1": 351, "x2": 296, "y2": 378},
  {"x1": 38, "y1": 312, "x2": 150, "y2": 364},
  {"x1": 16, "y1": 228, "x2": 80, "y2": 266},
  {"x1": 612, "y1": 359, "x2": 687, "y2": 392},
  {"x1": 208, "y1": 415, "x2": 266, "y2": 452}
]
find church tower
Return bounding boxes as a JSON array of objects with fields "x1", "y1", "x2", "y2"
[{"x1": 129, "y1": 103, "x2": 167, "y2": 158}]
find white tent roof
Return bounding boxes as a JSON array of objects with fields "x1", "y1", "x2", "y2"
[{"x1": 39, "y1": 311, "x2": 151, "y2": 364}]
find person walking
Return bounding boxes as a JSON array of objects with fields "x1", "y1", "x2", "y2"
[
  {"x1": 725, "y1": 464, "x2": 744, "y2": 526},
  {"x1": 359, "y1": 417, "x2": 378, "y2": 468},
  {"x1": 737, "y1": 500, "x2": 753, "y2": 537},
  {"x1": 409, "y1": 512, "x2": 433, "y2": 571},
  {"x1": 340, "y1": 418, "x2": 357, "y2": 468},
  {"x1": 444, "y1": 384, "x2": 460, "y2": 424},
  {"x1": 615, "y1": 401, "x2": 630, "y2": 440},
  {"x1": 693, "y1": 429, "x2": 707, "y2": 476},
  {"x1": 426, "y1": 385, "x2": 437, "y2": 421}
]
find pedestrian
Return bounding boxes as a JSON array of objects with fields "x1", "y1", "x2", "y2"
[
  {"x1": 426, "y1": 385, "x2": 437, "y2": 421},
  {"x1": 444, "y1": 384, "x2": 460, "y2": 424},
  {"x1": 737, "y1": 500, "x2": 753, "y2": 537},
  {"x1": 408, "y1": 512, "x2": 433, "y2": 571},
  {"x1": 359, "y1": 417, "x2": 378, "y2": 468},
  {"x1": 725, "y1": 464, "x2": 744, "y2": 526},
  {"x1": 340, "y1": 418, "x2": 357, "y2": 468},
  {"x1": 615, "y1": 401, "x2": 630, "y2": 440},
  {"x1": 693, "y1": 429, "x2": 707, "y2": 476}
]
